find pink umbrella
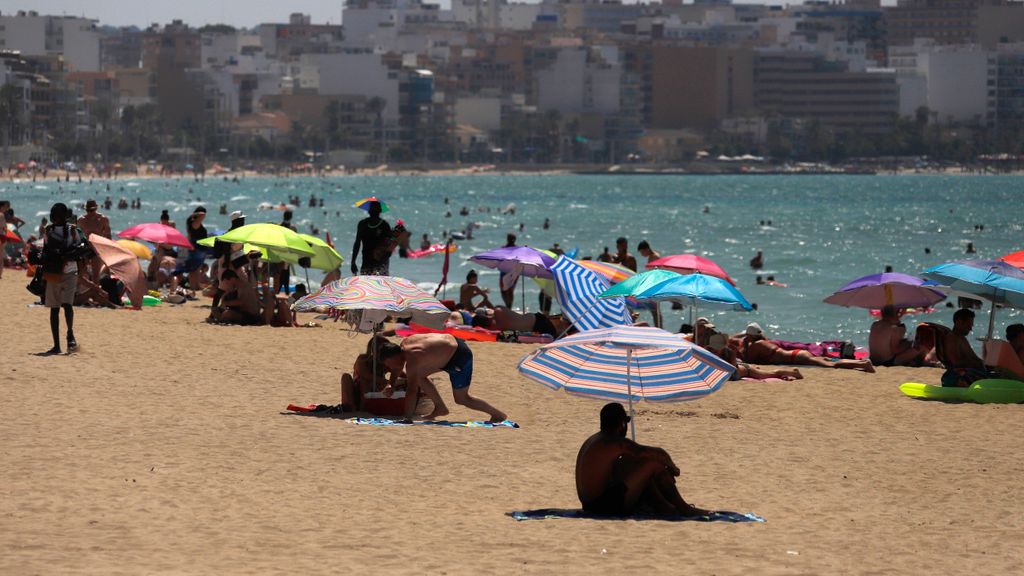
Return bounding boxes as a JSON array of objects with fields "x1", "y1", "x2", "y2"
[
  {"x1": 118, "y1": 222, "x2": 192, "y2": 249},
  {"x1": 89, "y1": 234, "x2": 147, "y2": 309},
  {"x1": 646, "y1": 254, "x2": 736, "y2": 285}
]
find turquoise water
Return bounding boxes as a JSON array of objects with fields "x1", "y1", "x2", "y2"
[{"x1": 5, "y1": 174, "x2": 1023, "y2": 343}]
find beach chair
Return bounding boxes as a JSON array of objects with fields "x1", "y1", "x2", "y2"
[
  {"x1": 982, "y1": 339, "x2": 1024, "y2": 380},
  {"x1": 914, "y1": 322, "x2": 951, "y2": 366}
]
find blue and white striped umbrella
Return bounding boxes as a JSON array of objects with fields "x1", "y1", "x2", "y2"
[
  {"x1": 551, "y1": 256, "x2": 632, "y2": 332},
  {"x1": 517, "y1": 326, "x2": 735, "y2": 439}
]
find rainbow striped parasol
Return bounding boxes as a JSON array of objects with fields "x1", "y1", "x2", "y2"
[
  {"x1": 292, "y1": 275, "x2": 449, "y2": 329},
  {"x1": 576, "y1": 260, "x2": 635, "y2": 284},
  {"x1": 518, "y1": 326, "x2": 734, "y2": 439}
]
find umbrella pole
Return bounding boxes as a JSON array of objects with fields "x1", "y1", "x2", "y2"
[
  {"x1": 626, "y1": 348, "x2": 636, "y2": 441},
  {"x1": 987, "y1": 301, "x2": 996, "y2": 341},
  {"x1": 521, "y1": 279, "x2": 526, "y2": 314}
]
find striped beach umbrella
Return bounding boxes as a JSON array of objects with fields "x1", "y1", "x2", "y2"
[
  {"x1": 576, "y1": 260, "x2": 635, "y2": 284},
  {"x1": 518, "y1": 326, "x2": 735, "y2": 439},
  {"x1": 292, "y1": 275, "x2": 450, "y2": 329},
  {"x1": 550, "y1": 256, "x2": 632, "y2": 331}
]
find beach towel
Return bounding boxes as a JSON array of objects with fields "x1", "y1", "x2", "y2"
[
  {"x1": 506, "y1": 509, "x2": 764, "y2": 523},
  {"x1": 350, "y1": 417, "x2": 519, "y2": 428}
]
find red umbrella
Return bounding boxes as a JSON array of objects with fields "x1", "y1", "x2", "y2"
[
  {"x1": 89, "y1": 234, "x2": 147, "y2": 308},
  {"x1": 3, "y1": 229, "x2": 22, "y2": 243},
  {"x1": 1000, "y1": 249, "x2": 1024, "y2": 270},
  {"x1": 118, "y1": 222, "x2": 192, "y2": 249},
  {"x1": 646, "y1": 254, "x2": 736, "y2": 285}
]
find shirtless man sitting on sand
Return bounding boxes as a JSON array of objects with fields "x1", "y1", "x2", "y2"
[
  {"x1": 576, "y1": 403, "x2": 710, "y2": 517},
  {"x1": 869, "y1": 305, "x2": 932, "y2": 366},
  {"x1": 459, "y1": 269, "x2": 493, "y2": 309},
  {"x1": 741, "y1": 322, "x2": 875, "y2": 372},
  {"x1": 377, "y1": 333, "x2": 507, "y2": 422}
]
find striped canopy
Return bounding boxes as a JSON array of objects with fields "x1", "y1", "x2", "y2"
[
  {"x1": 551, "y1": 256, "x2": 632, "y2": 331},
  {"x1": 518, "y1": 326, "x2": 734, "y2": 438},
  {"x1": 292, "y1": 275, "x2": 449, "y2": 329},
  {"x1": 576, "y1": 260, "x2": 635, "y2": 284}
]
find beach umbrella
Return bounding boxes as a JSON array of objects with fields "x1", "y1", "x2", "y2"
[
  {"x1": 620, "y1": 274, "x2": 754, "y2": 312},
  {"x1": 517, "y1": 326, "x2": 735, "y2": 440},
  {"x1": 470, "y1": 246, "x2": 556, "y2": 313},
  {"x1": 823, "y1": 272, "x2": 946, "y2": 309},
  {"x1": 923, "y1": 259, "x2": 1024, "y2": 339},
  {"x1": 267, "y1": 234, "x2": 343, "y2": 272},
  {"x1": 3, "y1": 229, "x2": 22, "y2": 243},
  {"x1": 292, "y1": 275, "x2": 449, "y2": 329},
  {"x1": 577, "y1": 260, "x2": 635, "y2": 285},
  {"x1": 550, "y1": 256, "x2": 632, "y2": 332},
  {"x1": 115, "y1": 239, "x2": 153, "y2": 260},
  {"x1": 213, "y1": 223, "x2": 315, "y2": 256},
  {"x1": 646, "y1": 254, "x2": 736, "y2": 285},
  {"x1": 599, "y1": 269, "x2": 683, "y2": 299},
  {"x1": 118, "y1": 222, "x2": 192, "y2": 249},
  {"x1": 89, "y1": 234, "x2": 147, "y2": 309},
  {"x1": 354, "y1": 197, "x2": 390, "y2": 213},
  {"x1": 1000, "y1": 249, "x2": 1024, "y2": 270}
]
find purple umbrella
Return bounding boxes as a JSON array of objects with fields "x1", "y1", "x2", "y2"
[
  {"x1": 469, "y1": 246, "x2": 556, "y2": 313},
  {"x1": 823, "y1": 272, "x2": 946, "y2": 309}
]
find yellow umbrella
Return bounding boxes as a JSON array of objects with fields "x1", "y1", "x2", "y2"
[{"x1": 116, "y1": 239, "x2": 153, "y2": 260}]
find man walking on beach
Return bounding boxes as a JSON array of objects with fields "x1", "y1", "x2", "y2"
[
  {"x1": 576, "y1": 403, "x2": 709, "y2": 517},
  {"x1": 77, "y1": 199, "x2": 111, "y2": 282},
  {"x1": 377, "y1": 333, "x2": 507, "y2": 423}
]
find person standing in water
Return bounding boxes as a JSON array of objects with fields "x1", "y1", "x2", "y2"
[{"x1": 351, "y1": 201, "x2": 394, "y2": 276}]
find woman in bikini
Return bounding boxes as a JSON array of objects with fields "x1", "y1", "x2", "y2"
[{"x1": 740, "y1": 323, "x2": 874, "y2": 372}]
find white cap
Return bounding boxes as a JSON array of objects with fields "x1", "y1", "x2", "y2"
[
  {"x1": 745, "y1": 322, "x2": 764, "y2": 336},
  {"x1": 229, "y1": 210, "x2": 246, "y2": 221}
]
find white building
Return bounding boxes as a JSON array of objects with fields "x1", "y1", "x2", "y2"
[
  {"x1": 454, "y1": 96, "x2": 502, "y2": 131},
  {"x1": 536, "y1": 46, "x2": 621, "y2": 115},
  {"x1": 0, "y1": 11, "x2": 101, "y2": 71},
  {"x1": 200, "y1": 31, "x2": 262, "y2": 69},
  {"x1": 888, "y1": 40, "x2": 996, "y2": 123},
  {"x1": 301, "y1": 52, "x2": 400, "y2": 120}
]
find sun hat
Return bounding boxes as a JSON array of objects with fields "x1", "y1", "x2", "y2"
[{"x1": 745, "y1": 322, "x2": 764, "y2": 336}]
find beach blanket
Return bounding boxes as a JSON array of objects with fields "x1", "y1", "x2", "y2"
[
  {"x1": 506, "y1": 509, "x2": 764, "y2": 523},
  {"x1": 350, "y1": 417, "x2": 519, "y2": 428}
]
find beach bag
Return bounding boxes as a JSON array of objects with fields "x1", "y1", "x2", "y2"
[{"x1": 26, "y1": 267, "x2": 46, "y2": 297}]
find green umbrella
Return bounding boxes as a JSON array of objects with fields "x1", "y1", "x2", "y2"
[
  {"x1": 599, "y1": 269, "x2": 683, "y2": 298},
  {"x1": 213, "y1": 223, "x2": 315, "y2": 256},
  {"x1": 197, "y1": 236, "x2": 270, "y2": 259},
  {"x1": 267, "y1": 234, "x2": 344, "y2": 272}
]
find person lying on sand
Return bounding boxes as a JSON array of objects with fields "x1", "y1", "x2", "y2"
[
  {"x1": 576, "y1": 403, "x2": 711, "y2": 517},
  {"x1": 740, "y1": 323, "x2": 874, "y2": 372},
  {"x1": 376, "y1": 333, "x2": 507, "y2": 422},
  {"x1": 471, "y1": 306, "x2": 557, "y2": 336},
  {"x1": 705, "y1": 334, "x2": 803, "y2": 381}
]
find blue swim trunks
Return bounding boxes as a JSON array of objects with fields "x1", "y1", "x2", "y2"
[{"x1": 442, "y1": 338, "x2": 473, "y2": 390}]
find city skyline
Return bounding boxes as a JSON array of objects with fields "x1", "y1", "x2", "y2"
[{"x1": 0, "y1": 0, "x2": 901, "y2": 28}]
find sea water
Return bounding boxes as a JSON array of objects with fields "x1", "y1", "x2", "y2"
[{"x1": 4, "y1": 173, "x2": 1022, "y2": 344}]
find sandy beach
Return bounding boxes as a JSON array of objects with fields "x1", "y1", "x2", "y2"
[{"x1": 0, "y1": 275, "x2": 1021, "y2": 575}]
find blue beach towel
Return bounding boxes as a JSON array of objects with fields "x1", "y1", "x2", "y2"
[
  {"x1": 507, "y1": 509, "x2": 764, "y2": 523},
  {"x1": 350, "y1": 417, "x2": 520, "y2": 428}
]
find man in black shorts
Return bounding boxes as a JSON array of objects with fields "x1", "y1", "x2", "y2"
[
  {"x1": 575, "y1": 403, "x2": 710, "y2": 516},
  {"x1": 377, "y1": 333, "x2": 507, "y2": 422}
]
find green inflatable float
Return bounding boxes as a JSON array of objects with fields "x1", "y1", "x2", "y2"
[{"x1": 900, "y1": 379, "x2": 1024, "y2": 404}]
